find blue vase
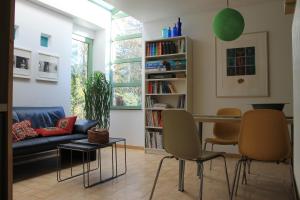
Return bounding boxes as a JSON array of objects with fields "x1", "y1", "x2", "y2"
[
  {"x1": 168, "y1": 27, "x2": 172, "y2": 38},
  {"x1": 172, "y1": 24, "x2": 178, "y2": 37}
]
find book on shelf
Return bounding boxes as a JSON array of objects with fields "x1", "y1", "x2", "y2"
[
  {"x1": 177, "y1": 95, "x2": 186, "y2": 108},
  {"x1": 145, "y1": 59, "x2": 186, "y2": 73},
  {"x1": 146, "y1": 39, "x2": 186, "y2": 56},
  {"x1": 147, "y1": 81, "x2": 177, "y2": 94},
  {"x1": 146, "y1": 111, "x2": 162, "y2": 127},
  {"x1": 145, "y1": 131, "x2": 163, "y2": 149},
  {"x1": 147, "y1": 73, "x2": 174, "y2": 79}
]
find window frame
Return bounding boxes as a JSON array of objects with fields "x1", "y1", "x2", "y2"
[{"x1": 110, "y1": 10, "x2": 142, "y2": 110}]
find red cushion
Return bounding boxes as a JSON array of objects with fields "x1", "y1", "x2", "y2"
[
  {"x1": 36, "y1": 127, "x2": 69, "y2": 137},
  {"x1": 12, "y1": 120, "x2": 38, "y2": 142},
  {"x1": 56, "y1": 116, "x2": 77, "y2": 133}
]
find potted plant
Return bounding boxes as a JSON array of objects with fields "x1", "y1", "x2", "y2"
[{"x1": 84, "y1": 71, "x2": 112, "y2": 143}]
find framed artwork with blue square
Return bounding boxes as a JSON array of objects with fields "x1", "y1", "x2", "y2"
[{"x1": 216, "y1": 32, "x2": 269, "y2": 97}]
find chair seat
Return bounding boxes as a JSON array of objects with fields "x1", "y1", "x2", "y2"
[
  {"x1": 196, "y1": 151, "x2": 224, "y2": 162},
  {"x1": 205, "y1": 137, "x2": 238, "y2": 145}
]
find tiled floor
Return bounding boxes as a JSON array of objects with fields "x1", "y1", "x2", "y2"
[{"x1": 13, "y1": 148, "x2": 294, "y2": 200}]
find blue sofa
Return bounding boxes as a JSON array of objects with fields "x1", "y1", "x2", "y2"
[{"x1": 12, "y1": 107, "x2": 97, "y2": 158}]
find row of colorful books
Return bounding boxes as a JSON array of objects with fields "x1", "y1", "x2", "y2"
[
  {"x1": 145, "y1": 131, "x2": 163, "y2": 149},
  {"x1": 147, "y1": 81, "x2": 176, "y2": 94},
  {"x1": 145, "y1": 59, "x2": 186, "y2": 70},
  {"x1": 146, "y1": 111, "x2": 162, "y2": 127},
  {"x1": 146, "y1": 39, "x2": 185, "y2": 56}
]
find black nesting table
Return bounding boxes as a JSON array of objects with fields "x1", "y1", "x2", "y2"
[{"x1": 57, "y1": 137, "x2": 127, "y2": 188}]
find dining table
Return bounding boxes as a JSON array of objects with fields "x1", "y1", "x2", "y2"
[{"x1": 177, "y1": 114, "x2": 294, "y2": 192}]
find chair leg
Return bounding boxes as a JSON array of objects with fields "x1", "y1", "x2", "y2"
[
  {"x1": 198, "y1": 162, "x2": 204, "y2": 200},
  {"x1": 149, "y1": 156, "x2": 174, "y2": 200},
  {"x1": 230, "y1": 159, "x2": 242, "y2": 200},
  {"x1": 247, "y1": 160, "x2": 251, "y2": 174},
  {"x1": 242, "y1": 160, "x2": 248, "y2": 185},
  {"x1": 234, "y1": 159, "x2": 243, "y2": 196},
  {"x1": 221, "y1": 155, "x2": 231, "y2": 198},
  {"x1": 209, "y1": 144, "x2": 214, "y2": 170},
  {"x1": 289, "y1": 160, "x2": 298, "y2": 200},
  {"x1": 178, "y1": 159, "x2": 185, "y2": 192}
]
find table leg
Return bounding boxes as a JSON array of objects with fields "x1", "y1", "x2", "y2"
[
  {"x1": 115, "y1": 143, "x2": 118, "y2": 176},
  {"x1": 111, "y1": 144, "x2": 114, "y2": 177},
  {"x1": 124, "y1": 140, "x2": 127, "y2": 174}
]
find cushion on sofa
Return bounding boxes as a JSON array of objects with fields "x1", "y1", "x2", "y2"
[
  {"x1": 13, "y1": 107, "x2": 65, "y2": 128},
  {"x1": 73, "y1": 119, "x2": 98, "y2": 134},
  {"x1": 12, "y1": 120, "x2": 38, "y2": 142},
  {"x1": 56, "y1": 116, "x2": 77, "y2": 133},
  {"x1": 36, "y1": 127, "x2": 69, "y2": 137}
]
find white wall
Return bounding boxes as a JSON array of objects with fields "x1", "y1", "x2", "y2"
[
  {"x1": 14, "y1": 0, "x2": 73, "y2": 114},
  {"x1": 292, "y1": 0, "x2": 300, "y2": 194},
  {"x1": 141, "y1": 0, "x2": 293, "y2": 151}
]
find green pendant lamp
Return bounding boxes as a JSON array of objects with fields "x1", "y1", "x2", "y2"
[{"x1": 213, "y1": 0, "x2": 245, "y2": 41}]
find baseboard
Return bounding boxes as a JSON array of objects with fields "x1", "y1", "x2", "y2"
[{"x1": 116, "y1": 144, "x2": 144, "y2": 150}]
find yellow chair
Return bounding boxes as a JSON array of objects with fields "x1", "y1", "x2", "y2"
[
  {"x1": 231, "y1": 109, "x2": 291, "y2": 200},
  {"x1": 149, "y1": 110, "x2": 230, "y2": 200},
  {"x1": 204, "y1": 108, "x2": 241, "y2": 169}
]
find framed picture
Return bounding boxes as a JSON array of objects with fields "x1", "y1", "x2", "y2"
[
  {"x1": 37, "y1": 53, "x2": 59, "y2": 82},
  {"x1": 13, "y1": 47, "x2": 32, "y2": 79},
  {"x1": 216, "y1": 32, "x2": 269, "y2": 97}
]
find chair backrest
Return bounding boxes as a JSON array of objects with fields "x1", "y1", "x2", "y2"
[
  {"x1": 162, "y1": 110, "x2": 202, "y2": 160},
  {"x1": 239, "y1": 109, "x2": 291, "y2": 161},
  {"x1": 213, "y1": 108, "x2": 241, "y2": 140}
]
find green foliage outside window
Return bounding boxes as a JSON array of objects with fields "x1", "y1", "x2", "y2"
[{"x1": 110, "y1": 10, "x2": 143, "y2": 109}]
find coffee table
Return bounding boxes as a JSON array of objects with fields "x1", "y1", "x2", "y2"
[{"x1": 57, "y1": 137, "x2": 127, "y2": 188}]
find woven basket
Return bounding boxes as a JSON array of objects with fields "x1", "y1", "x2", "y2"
[{"x1": 88, "y1": 128, "x2": 109, "y2": 144}]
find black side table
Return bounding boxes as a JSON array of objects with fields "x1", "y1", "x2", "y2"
[{"x1": 57, "y1": 137, "x2": 127, "y2": 188}]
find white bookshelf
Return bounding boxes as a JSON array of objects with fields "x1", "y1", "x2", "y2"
[{"x1": 144, "y1": 35, "x2": 193, "y2": 153}]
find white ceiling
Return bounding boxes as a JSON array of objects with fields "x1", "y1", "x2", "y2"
[{"x1": 104, "y1": 0, "x2": 280, "y2": 22}]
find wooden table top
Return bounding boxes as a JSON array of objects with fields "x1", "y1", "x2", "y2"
[{"x1": 192, "y1": 114, "x2": 294, "y2": 124}]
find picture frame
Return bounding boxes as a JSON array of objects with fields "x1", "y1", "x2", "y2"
[
  {"x1": 37, "y1": 52, "x2": 59, "y2": 82},
  {"x1": 216, "y1": 31, "x2": 269, "y2": 97},
  {"x1": 13, "y1": 47, "x2": 32, "y2": 79}
]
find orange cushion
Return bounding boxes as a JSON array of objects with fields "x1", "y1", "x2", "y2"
[
  {"x1": 56, "y1": 116, "x2": 77, "y2": 133},
  {"x1": 36, "y1": 127, "x2": 69, "y2": 137}
]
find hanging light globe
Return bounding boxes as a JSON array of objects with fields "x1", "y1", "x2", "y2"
[{"x1": 212, "y1": 7, "x2": 245, "y2": 41}]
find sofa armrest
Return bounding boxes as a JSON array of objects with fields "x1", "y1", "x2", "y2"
[{"x1": 73, "y1": 119, "x2": 98, "y2": 134}]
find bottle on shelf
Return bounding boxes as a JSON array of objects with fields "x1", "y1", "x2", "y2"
[
  {"x1": 168, "y1": 27, "x2": 172, "y2": 38},
  {"x1": 172, "y1": 24, "x2": 178, "y2": 37},
  {"x1": 177, "y1": 18, "x2": 182, "y2": 36}
]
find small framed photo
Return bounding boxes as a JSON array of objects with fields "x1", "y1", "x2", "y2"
[
  {"x1": 13, "y1": 47, "x2": 32, "y2": 79},
  {"x1": 37, "y1": 52, "x2": 59, "y2": 82}
]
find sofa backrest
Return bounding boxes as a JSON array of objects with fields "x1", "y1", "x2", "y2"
[{"x1": 13, "y1": 107, "x2": 65, "y2": 128}]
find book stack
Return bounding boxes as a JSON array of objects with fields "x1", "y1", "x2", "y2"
[
  {"x1": 145, "y1": 96, "x2": 156, "y2": 108},
  {"x1": 146, "y1": 111, "x2": 162, "y2": 127},
  {"x1": 147, "y1": 81, "x2": 176, "y2": 94},
  {"x1": 145, "y1": 131, "x2": 163, "y2": 149},
  {"x1": 177, "y1": 95, "x2": 185, "y2": 108},
  {"x1": 146, "y1": 39, "x2": 185, "y2": 56}
]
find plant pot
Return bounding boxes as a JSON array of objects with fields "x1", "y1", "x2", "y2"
[{"x1": 88, "y1": 128, "x2": 109, "y2": 144}]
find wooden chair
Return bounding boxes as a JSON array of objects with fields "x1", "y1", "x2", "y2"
[
  {"x1": 231, "y1": 109, "x2": 292, "y2": 199},
  {"x1": 204, "y1": 108, "x2": 241, "y2": 170}
]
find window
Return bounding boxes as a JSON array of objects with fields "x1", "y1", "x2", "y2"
[
  {"x1": 71, "y1": 34, "x2": 93, "y2": 118},
  {"x1": 110, "y1": 10, "x2": 143, "y2": 109}
]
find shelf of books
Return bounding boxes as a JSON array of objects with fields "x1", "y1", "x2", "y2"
[{"x1": 144, "y1": 35, "x2": 193, "y2": 154}]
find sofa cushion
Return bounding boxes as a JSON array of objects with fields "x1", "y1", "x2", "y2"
[
  {"x1": 12, "y1": 120, "x2": 38, "y2": 142},
  {"x1": 13, "y1": 134, "x2": 87, "y2": 156},
  {"x1": 36, "y1": 127, "x2": 69, "y2": 137},
  {"x1": 13, "y1": 107, "x2": 65, "y2": 128},
  {"x1": 73, "y1": 119, "x2": 98, "y2": 134},
  {"x1": 56, "y1": 116, "x2": 77, "y2": 133}
]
